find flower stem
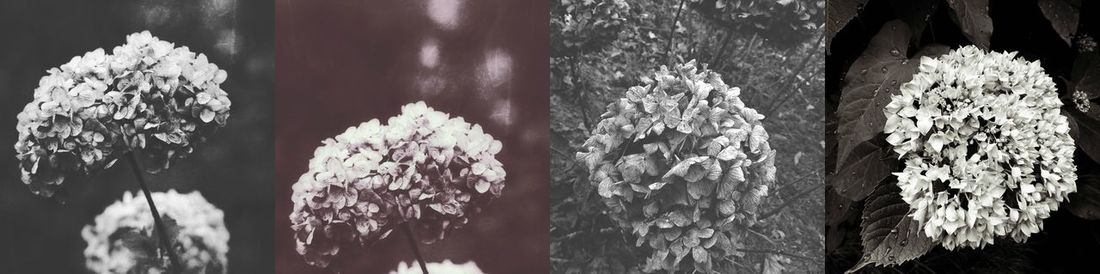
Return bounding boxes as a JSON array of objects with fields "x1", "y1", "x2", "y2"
[
  {"x1": 126, "y1": 152, "x2": 180, "y2": 273},
  {"x1": 401, "y1": 222, "x2": 429, "y2": 274}
]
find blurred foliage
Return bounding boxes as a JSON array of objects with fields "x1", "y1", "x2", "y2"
[
  {"x1": 551, "y1": 0, "x2": 825, "y2": 272},
  {"x1": 826, "y1": 0, "x2": 1100, "y2": 273}
]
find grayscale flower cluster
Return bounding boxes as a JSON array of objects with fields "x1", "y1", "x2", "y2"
[
  {"x1": 576, "y1": 61, "x2": 777, "y2": 272},
  {"x1": 289, "y1": 102, "x2": 506, "y2": 267},
  {"x1": 82, "y1": 190, "x2": 229, "y2": 274},
  {"x1": 884, "y1": 46, "x2": 1077, "y2": 250},
  {"x1": 13, "y1": 31, "x2": 230, "y2": 197}
]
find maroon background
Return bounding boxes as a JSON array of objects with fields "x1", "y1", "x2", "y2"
[{"x1": 275, "y1": 0, "x2": 549, "y2": 273}]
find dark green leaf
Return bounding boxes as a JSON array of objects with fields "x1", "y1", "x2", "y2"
[
  {"x1": 835, "y1": 19, "x2": 948, "y2": 170},
  {"x1": 1069, "y1": 110, "x2": 1100, "y2": 163},
  {"x1": 1072, "y1": 53, "x2": 1100, "y2": 99},
  {"x1": 826, "y1": 185, "x2": 854, "y2": 227},
  {"x1": 945, "y1": 0, "x2": 993, "y2": 49},
  {"x1": 834, "y1": 138, "x2": 897, "y2": 201},
  {"x1": 889, "y1": 0, "x2": 939, "y2": 48},
  {"x1": 1067, "y1": 175, "x2": 1100, "y2": 220},
  {"x1": 1038, "y1": 0, "x2": 1080, "y2": 46},
  {"x1": 826, "y1": 0, "x2": 869, "y2": 51},
  {"x1": 847, "y1": 183, "x2": 934, "y2": 273}
]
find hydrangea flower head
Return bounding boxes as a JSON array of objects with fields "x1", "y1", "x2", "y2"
[
  {"x1": 14, "y1": 31, "x2": 230, "y2": 197},
  {"x1": 290, "y1": 102, "x2": 505, "y2": 267},
  {"x1": 82, "y1": 190, "x2": 230, "y2": 274},
  {"x1": 389, "y1": 260, "x2": 484, "y2": 274},
  {"x1": 576, "y1": 60, "x2": 776, "y2": 272},
  {"x1": 884, "y1": 45, "x2": 1077, "y2": 250}
]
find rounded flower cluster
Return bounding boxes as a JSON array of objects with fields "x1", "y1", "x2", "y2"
[
  {"x1": 289, "y1": 102, "x2": 506, "y2": 267},
  {"x1": 389, "y1": 260, "x2": 484, "y2": 274},
  {"x1": 576, "y1": 60, "x2": 776, "y2": 272},
  {"x1": 884, "y1": 46, "x2": 1077, "y2": 250},
  {"x1": 13, "y1": 31, "x2": 231, "y2": 197},
  {"x1": 82, "y1": 190, "x2": 229, "y2": 274}
]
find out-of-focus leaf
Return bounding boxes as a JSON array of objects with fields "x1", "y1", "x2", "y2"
[
  {"x1": 833, "y1": 137, "x2": 897, "y2": 201},
  {"x1": 835, "y1": 19, "x2": 948, "y2": 170},
  {"x1": 1067, "y1": 175, "x2": 1100, "y2": 220},
  {"x1": 1038, "y1": 0, "x2": 1080, "y2": 46},
  {"x1": 825, "y1": 0, "x2": 869, "y2": 51},
  {"x1": 945, "y1": 0, "x2": 993, "y2": 49},
  {"x1": 847, "y1": 183, "x2": 934, "y2": 273}
]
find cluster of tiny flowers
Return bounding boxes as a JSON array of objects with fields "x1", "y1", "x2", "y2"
[
  {"x1": 82, "y1": 190, "x2": 229, "y2": 274},
  {"x1": 1073, "y1": 90, "x2": 1091, "y2": 113},
  {"x1": 884, "y1": 46, "x2": 1077, "y2": 250},
  {"x1": 389, "y1": 260, "x2": 484, "y2": 274},
  {"x1": 289, "y1": 102, "x2": 505, "y2": 267},
  {"x1": 1078, "y1": 34, "x2": 1097, "y2": 53},
  {"x1": 13, "y1": 31, "x2": 230, "y2": 197},
  {"x1": 576, "y1": 60, "x2": 776, "y2": 272}
]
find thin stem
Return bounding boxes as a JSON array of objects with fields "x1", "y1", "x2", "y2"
[
  {"x1": 759, "y1": 182, "x2": 825, "y2": 220},
  {"x1": 401, "y1": 222, "x2": 429, "y2": 274},
  {"x1": 735, "y1": 248, "x2": 816, "y2": 262},
  {"x1": 126, "y1": 152, "x2": 180, "y2": 273},
  {"x1": 665, "y1": 0, "x2": 687, "y2": 62}
]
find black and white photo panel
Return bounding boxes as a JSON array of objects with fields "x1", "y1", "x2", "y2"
[
  {"x1": 551, "y1": 1, "x2": 826, "y2": 273},
  {"x1": 0, "y1": 0, "x2": 274, "y2": 273}
]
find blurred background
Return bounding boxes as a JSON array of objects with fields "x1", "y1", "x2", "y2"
[
  {"x1": 275, "y1": 0, "x2": 549, "y2": 273},
  {"x1": 0, "y1": 0, "x2": 274, "y2": 272}
]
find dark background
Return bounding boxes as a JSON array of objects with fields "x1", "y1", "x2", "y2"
[
  {"x1": 275, "y1": 0, "x2": 549, "y2": 273},
  {"x1": 0, "y1": 0, "x2": 274, "y2": 273},
  {"x1": 826, "y1": 0, "x2": 1100, "y2": 273}
]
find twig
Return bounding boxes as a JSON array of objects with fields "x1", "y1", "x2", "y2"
[
  {"x1": 550, "y1": 144, "x2": 573, "y2": 159},
  {"x1": 758, "y1": 182, "x2": 824, "y2": 220},
  {"x1": 763, "y1": 34, "x2": 824, "y2": 117},
  {"x1": 770, "y1": 171, "x2": 819, "y2": 197},
  {"x1": 665, "y1": 0, "x2": 688, "y2": 62},
  {"x1": 126, "y1": 152, "x2": 180, "y2": 273},
  {"x1": 402, "y1": 222, "x2": 430, "y2": 274},
  {"x1": 736, "y1": 248, "x2": 816, "y2": 262},
  {"x1": 708, "y1": 30, "x2": 733, "y2": 66}
]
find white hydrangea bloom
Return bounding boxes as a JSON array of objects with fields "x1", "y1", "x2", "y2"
[
  {"x1": 14, "y1": 31, "x2": 230, "y2": 197},
  {"x1": 884, "y1": 45, "x2": 1077, "y2": 250},
  {"x1": 390, "y1": 260, "x2": 484, "y2": 274},
  {"x1": 290, "y1": 102, "x2": 505, "y2": 267},
  {"x1": 82, "y1": 190, "x2": 229, "y2": 274}
]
